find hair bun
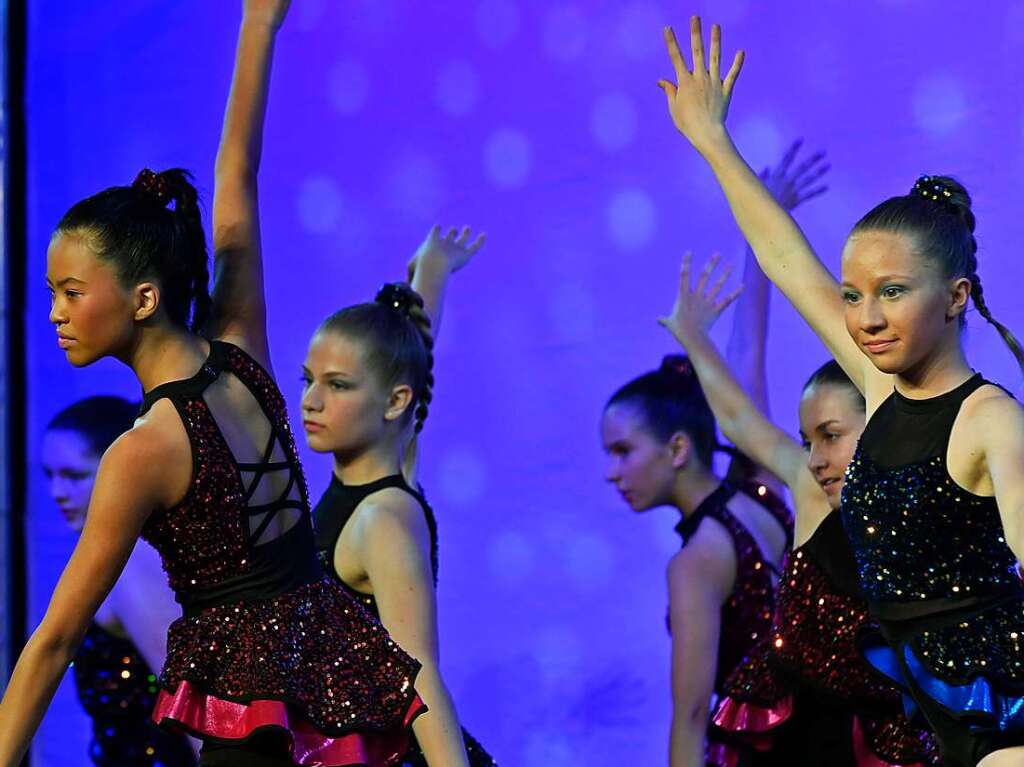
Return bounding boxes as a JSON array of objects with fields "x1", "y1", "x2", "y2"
[
  {"x1": 912, "y1": 174, "x2": 974, "y2": 233},
  {"x1": 375, "y1": 282, "x2": 424, "y2": 317},
  {"x1": 132, "y1": 168, "x2": 172, "y2": 207},
  {"x1": 659, "y1": 354, "x2": 694, "y2": 379}
]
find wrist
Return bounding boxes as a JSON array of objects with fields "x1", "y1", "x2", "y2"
[
  {"x1": 414, "y1": 253, "x2": 454, "y2": 282},
  {"x1": 694, "y1": 126, "x2": 736, "y2": 162},
  {"x1": 241, "y1": 16, "x2": 282, "y2": 35}
]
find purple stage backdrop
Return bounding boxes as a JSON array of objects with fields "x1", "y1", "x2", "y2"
[{"x1": 23, "y1": 1, "x2": 1024, "y2": 764}]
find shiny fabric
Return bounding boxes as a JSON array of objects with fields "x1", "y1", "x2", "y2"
[
  {"x1": 313, "y1": 474, "x2": 498, "y2": 767},
  {"x1": 141, "y1": 341, "x2": 423, "y2": 765},
  {"x1": 711, "y1": 513, "x2": 939, "y2": 766},
  {"x1": 73, "y1": 622, "x2": 196, "y2": 766}
]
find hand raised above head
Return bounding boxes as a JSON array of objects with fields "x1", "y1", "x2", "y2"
[
  {"x1": 761, "y1": 139, "x2": 830, "y2": 213},
  {"x1": 658, "y1": 252, "x2": 742, "y2": 346},
  {"x1": 658, "y1": 17, "x2": 744, "y2": 154},
  {"x1": 407, "y1": 225, "x2": 487, "y2": 282}
]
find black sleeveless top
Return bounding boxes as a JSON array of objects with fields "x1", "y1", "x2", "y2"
[
  {"x1": 313, "y1": 473, "x2": 438, "y2": 616},
  {"x1": 841, "y1": 373, "x2": 1020, "y2": 617},
  {"x1": 312, "y1": 475, "x2": 499, "y2": 767}
]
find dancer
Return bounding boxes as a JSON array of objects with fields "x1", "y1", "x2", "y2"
[
  {"x1": 43, "y1": 396, "x2": 197, "y2": 767},
  {"x1": 0, "y1": 3, "x2": 425, "y2": 766},
  {"x1": 600, "y1": 155, "x2": 815, "y2": 764},
  {"x1": 660, "y1": 254, "x2": 939, "y2": 765},
  {"x1": 658, "y1": 16, "x2": 1024, "y2": 766},
  {"x1": 304, "y1": 225, "x2": 497, "y2": 767}
]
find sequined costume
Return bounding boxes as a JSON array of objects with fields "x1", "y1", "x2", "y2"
[
  {"x1": 710, "y1": 512, "x2": 940, "y2": 766},
  {"x1": 72, "y1": 622, "x2": 197, "y2": 766},
  {"x1": 314, "y1": 474, "x2": 498, "y2": 767},
  {"x1": 141, "y1": 341, "x2": 425, "y2": 766},
  {"x1": 841, "y1": 374, "x2": 1024, "y2": 766},
  {"x1": 669, "y1": 480, "x2": 793, "y2": 766}
]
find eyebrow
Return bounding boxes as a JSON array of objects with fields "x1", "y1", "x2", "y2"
[
  {"x1": 816, "y1": 419, "x2": 840, "y2": 432},
  {"x1": 47, "y1": 276, "x2": 87, "y2": 287},
  {"x1": 840, "y1": 274, "x2": 914, "y2": 288},
  {"x1": 302, "y1": 366, "x2": 353, "y2": 378}
]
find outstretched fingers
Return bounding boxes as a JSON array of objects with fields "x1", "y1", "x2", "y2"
[
  {"x1": 690, "y1": 16, "x2": 706, "y2": 75},
  {"x1": 716, "y1": 284, "x2": 744, "y2": 313},
  {"x1": 467, "y1": 233, "x2": 487, "y2": 254},
  {"x1": 722, "y1": 49, "x2": 745, "y2": 96},
  {"x1": 709, "y1": 23, "x2": 722, "y2": 81},
  {"x1": 664, "y1": 26, "x2": 690, "y2": 83}
]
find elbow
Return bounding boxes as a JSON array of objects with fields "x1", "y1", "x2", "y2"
[{"x1": 214, "y1": 156, "x2": 257, "y2": 187}]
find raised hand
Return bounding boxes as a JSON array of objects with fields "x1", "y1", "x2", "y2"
[
  {"x1": 243, "y1": 0, "x2": 291, "y2": 29},
  {"x1": 407, "y1": 225, "x2": 486, "y2": 283},
  {"x1": 658, "y1": 253, "x2": 742, "y2": 347},
  {"x1": 658, "y1": 17, "x2": 744, "y2": 154},
  {"x1": 761, "y1": 140, "x2": 830, "y2": 212}
]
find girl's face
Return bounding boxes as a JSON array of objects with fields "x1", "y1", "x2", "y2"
[
  {"x1": 300, "y1": 331, "x2": 396, "y2": 456},
  {"x1": 42, "y1": 429, "x2": 99, "y2": 532},
  {"x1": 46, "y1": 233, "x2": 137, "y2": 367},
  {"x1": 798, "y1": 383, "x2": 865, "y2": 510},
  {"x1": 601, "y1": 403, "x2": 678, "y2": 512},
  {"x1": 840, "y1": 230, "x2": 968, "y2": 376}
]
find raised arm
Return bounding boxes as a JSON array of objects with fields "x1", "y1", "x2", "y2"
[
  {"x1": 0, "y1": 423, "x2": 187, "y2": 766},
  {"x1": 208, "y1": 0, "x2": 291, "y2": 368},
  {"x1": 355, "y1": 492, "x2": 470, "y2": 767},
  {"x1": 658, "y1": 17, "x2": 888, "y2": 400},
  {"x1": 726, "y1": 140, "x2": 829, "y2": 414},
  {"x1": 408, "y1": 225, "x2": 486, "y2": 337},
  {"x1": 659, "y1": 253, "x2": 808, "y2": 492}
]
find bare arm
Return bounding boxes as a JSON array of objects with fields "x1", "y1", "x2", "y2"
[
  {"x1": 660, "y1": 254, "x2": 808, "y2": 492},
  {"x1": 208, "y1": 0, "x2": 290, "y2": 369},
  {"x1": 408, "y1": 225, "x2": 486, "y2": 337},
  {"x1": 667, "y1": 529, "x2": 735, "y2": 767},
  {"x1": 975, "y1": 395, "x2": 1024, "y2": 563},
  {"x1": 658, "y1": 17, "x2": 890, "y2": 402},
  {"x1": 110, "y1": 541, "x2": 179, "y2": 674},
  {"x1": 0, "y1": 427, "x2": 181, "y2": 766},
  {"x1": 352, "y1": 491, "x2": 469, "y2": 767}
]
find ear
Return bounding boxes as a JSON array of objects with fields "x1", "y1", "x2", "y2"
[
  {"x1": 947, "y1": 276, "x2": 971, "y2": 321},
  {"x1": 133, "y1": 282, "x2": 160, "y2": 322},
  {"x1": 384, "y1": 384, "x2": 414, "y2": 422},
  {"x1": 667, "y1": 431, "x2": 693, "y2": 470}
]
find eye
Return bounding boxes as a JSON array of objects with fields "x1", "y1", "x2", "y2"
[
  {"x1": 825, "y1": 432, "x2": 841, "y2": 442},
  {"x1": 841, "y1": 290, "x2": 861, "y2": 304},
  {"x1": 68, "y1": 471, "x2": 92, "y2": 481},
  {"x1": 299, "y1": 375, "x2": 312, "y2": 388},
  {"x1": 800, "y1": 440, "x2": 811, "y2": 450},
  {"x1": 881, "y1": 285, "x2": 905, "y2": 299},
  {"x1": 328, "y1": 379, "x2": 350, "y2": 391}
]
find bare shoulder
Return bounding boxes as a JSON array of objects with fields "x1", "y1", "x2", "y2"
[
  {"x1": 351, "y1": 487, "x2": 430, "y2": 546},
  {"x1": 963, "y1": 384, "x2": 1024, "y2": 444},
  {"x1": 667, "y1": 520, "x2": 736, "y2": 599},
  {"x1": 115, "y1": 400, "x2": 193, "y2": 507}
]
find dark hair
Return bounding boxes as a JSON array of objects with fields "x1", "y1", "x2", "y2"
[
  {"x1": 46, "y1": 395, "x2": 138, "y2": 457},
  {"x1": 851, "y1": 175, "x2": 1024, "y2": 376},
  {"x1": 802, "y1": 360, "x2": 865, "y2": 409},
  {"x1": 56, "y1": 168, "x2": 211, "y2": 334},
  {"x1": 318, "y1": 284, "x2": 434, "y2": 479},
  {"x1": 606, "y1": 354, "x2": 718, "y2": 468}
]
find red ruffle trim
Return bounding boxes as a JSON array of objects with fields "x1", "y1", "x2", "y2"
[
  {"x1": 153, "y1": 680, "x2": 426, "y2": 766},
  {"x1": 711, "y1": 693, "x2": 793, "y2": 738}
]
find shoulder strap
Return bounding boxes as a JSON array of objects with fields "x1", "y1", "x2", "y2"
[
  {"x1": 138, "y1": 341, "x2": 227, "y2": 416},
  {"x1": 674, "y1": 482, "x2": 738, "y2": 543}
]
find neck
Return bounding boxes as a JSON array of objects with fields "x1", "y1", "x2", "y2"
[
  {"x1": 895, "y1": 332, "x2": 973, "y2": 399},
  {"x1": 332, "y1": 442, "x2": 401, "y2": 485},
  {"x1": 669, "y1": 463, "x2": 721, "y2": 517},
  {"x1": 121, "y1": 324, "x2": 207, "y2": 392}
]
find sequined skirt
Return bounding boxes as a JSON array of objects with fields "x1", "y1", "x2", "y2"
[
  {"x1": 152, "y1": 577, "x2": 425, "y2": 766},
  {"x1": 863, "y1": 595, "x2": 1024, "y2": 763}
]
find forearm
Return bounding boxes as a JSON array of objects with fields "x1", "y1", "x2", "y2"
[
  {"x1": 699, "y1": 132, "x2": 817, "y2": 290},
  {"x1": 0, "y1": 633, "x2": 78, "y2": 766},
  {"x1": 408, "y1": 663, "x2": 470, "y2": 767},
  {"x1": 678, "y1": 328, "x2": 756, "y2": 444},
  {"x1": 215, "y1": 19, "x2": 277, "y2": 179},
  {"x1": 725, "y1": 243, "x2": 771, "y2": 416},
  {"x1": 669, "y1": 708, "x2": 706, "y2": 767},
  {"x1": 410, "y1": 257, "x2": 452, "y2": 336}
]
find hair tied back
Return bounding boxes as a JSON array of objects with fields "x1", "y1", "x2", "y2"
[{"x1": 132, "y1": 168, "x2": 172, "y2": 207}]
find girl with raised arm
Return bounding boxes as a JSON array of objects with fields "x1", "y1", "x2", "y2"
[
  {"x1": 43, "y1": 396, "x2": 197, "y2": 767},
  {"x1": 659, "y1": 15, "x2": 1024, "y2": 767},
  {"x1": 660, "y1": 255, "x2": 939, "y2": 766},
  {"x1": 303, "y1": 225, "x2": 497, "y2": 767},
  {"x1": 0, "y1": 4, "x2": 425, "y2": 766},
  {"x1": 598, "y1": 147, "x2": 836, "y2": 766}
]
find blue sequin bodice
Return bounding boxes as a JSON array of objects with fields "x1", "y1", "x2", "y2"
[{"x1": 841, "y1": 448, "x2": 1018, "y2": 605}]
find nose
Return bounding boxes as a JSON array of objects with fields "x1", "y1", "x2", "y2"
[
  {"x1": 49, "y1": 296, "x2": 67, "y2": 326},
  {"x1": 858, "y1": 296, "x2": 886, "y2": 333},
  {"x1": 301, "y1": 384, "x2": 323, "y2": 413},
  {"x1": 807, "y1": 443, "x2": 828, "y2": 474},
  {"x1": 604, "y1": 457, "x2": 621, "y2": 483},
  {"x1": 48, "y1": 477, "x2": 69, "y2": 504}
]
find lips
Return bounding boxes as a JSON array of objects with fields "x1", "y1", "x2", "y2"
[
  {"x1": 818, "y1": 477, "x2": 841, "y2": 492},
  {"x1": 863, "y1": 338, "x2": 896, "y2": 354},
  {"x1": 303, "y1": 421, "x2": 325, "y2": 433},
  {"x1": 57, "y1": 333, "x2": 76, "y2": 349}
]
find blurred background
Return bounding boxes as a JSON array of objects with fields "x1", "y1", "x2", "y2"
[{"x1": 5, "y1": 0, "x2": 1024, "y2": 764}]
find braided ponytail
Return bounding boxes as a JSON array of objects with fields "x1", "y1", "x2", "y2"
[
  {"x1": 161, "y1": 170, "x2": 211, "y2": 334},
  {"x1": 969, "y1": 273, "x2": 1024, "y2": 377},
  {"x1": 402, "y1": 298, "x2": 435, "y2": 483}
]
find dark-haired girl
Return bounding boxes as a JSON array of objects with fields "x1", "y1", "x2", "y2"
[
  {"x1": 43, "y1": 396, "x2": 197, "y2": 767},
  {"x1": 660, "y1": 256, "x2": 940, "y2": 766},
  {"x1": 660, "y1": 16, "x2": 1024, "y2": 767},
  {"x1": 302, "y1": 226, "x2": 496, "y2": 767},
  {"x1": 0, "y1": 3, "x2": 424, "y2": 766},
  {"x1": 598, "y1": 147, "x2": 837, "y2": 765}
]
